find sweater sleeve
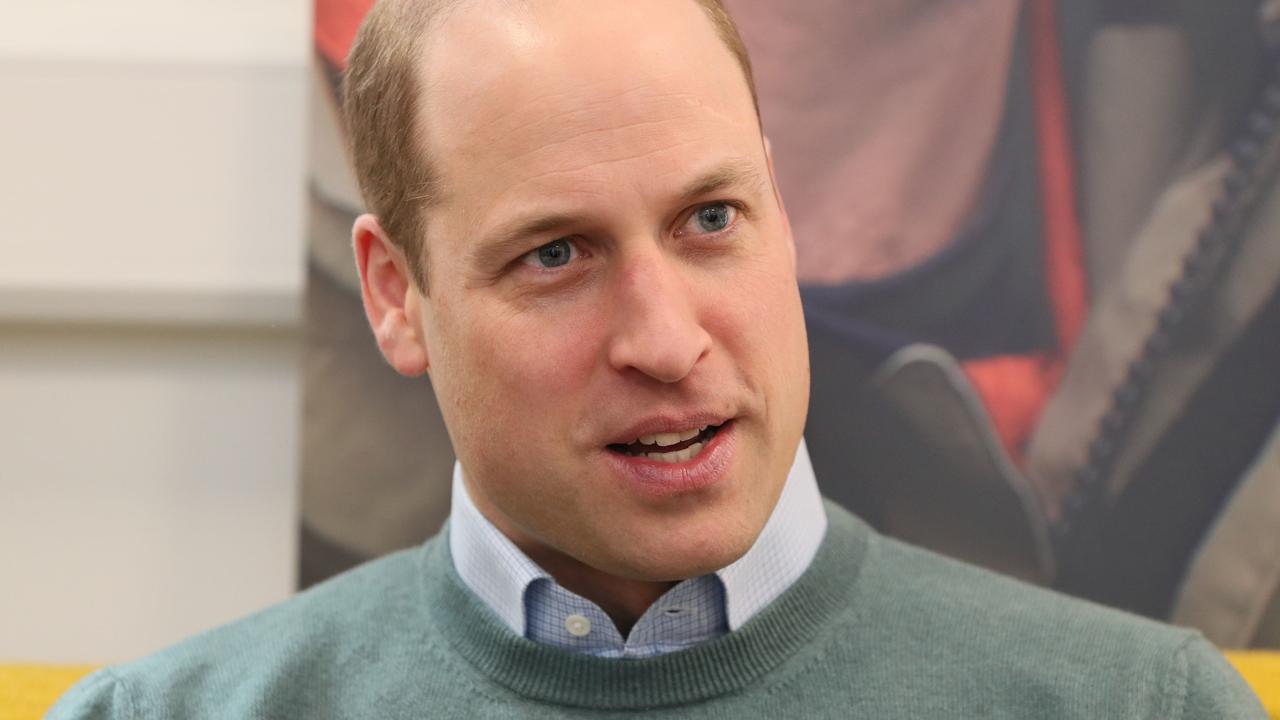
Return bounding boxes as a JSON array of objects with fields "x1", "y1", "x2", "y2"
[
  {"x1": 1175, "y1": 635, "x2": 1267, "y2": 719},
  {"x1": 44, "y1": 669, "x2": 137, "y2": 720}
]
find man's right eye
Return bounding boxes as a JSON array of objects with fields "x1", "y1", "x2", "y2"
[{"x1": 520, "y1": 238, "x2": 578, "y2": 269}]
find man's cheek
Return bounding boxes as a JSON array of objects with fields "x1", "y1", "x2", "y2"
[
  {"x1": 708, "y1": 276, "x2": 787, "y2": 342},
  {"x1": 479, "y1": 321, "x2": 593, "y2": 399}
]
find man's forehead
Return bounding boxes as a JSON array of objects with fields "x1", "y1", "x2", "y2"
[{"x1": 416, "y1": 0, "x2": 759, "y2": 185}]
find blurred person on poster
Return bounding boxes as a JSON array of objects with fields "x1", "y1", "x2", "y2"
[
  {"x1": 49, "y1": 0, "x2": 1266, "y2": 717},
  {"x1": 765, "y1": 0, "x2": 1280, "y2": 649}
]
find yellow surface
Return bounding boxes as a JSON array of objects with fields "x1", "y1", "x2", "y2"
[
  {"x1": 0, "y1": 654, "x2": 1276, "y2": 719},
  {"x1": 1228, "y1": 651, "x2": 1280, "y2": 718},
  {"x1": 0, "y1": 665, "x2": 97, "y2": 720}
]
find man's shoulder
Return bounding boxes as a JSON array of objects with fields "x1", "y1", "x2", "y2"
[
  {"x1": 832, "y1": 514, "x2": 1262, "y2": 717},
  {"x1": 49, "y1": 539, "x2": 445, "y2": 719}
]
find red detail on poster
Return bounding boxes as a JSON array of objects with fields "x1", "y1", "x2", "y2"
[
  {"x1": 961, "y1": 0, "x2": 1088, "y2": 461},
  {"x1": 315, "y1": 0, "x2": 376, "y2": 70}
]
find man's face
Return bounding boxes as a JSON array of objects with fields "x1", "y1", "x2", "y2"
[{"x1": 409, "y1": 0, "x2": 809, "y2": 581}]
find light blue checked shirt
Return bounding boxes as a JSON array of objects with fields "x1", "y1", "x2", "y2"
[{"x1": 448, "y1": 440, "x2": 828, "y2": 658}]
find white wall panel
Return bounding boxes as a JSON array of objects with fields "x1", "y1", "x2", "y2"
[
  {"x1": 0, "y1": 60, "x2": 306, "y2": 324},
  {"x1": 0, "y1": 1, "x2": 308, "y2": 67},
  {"x1": 0, "y1": 0, "x2": 310, "y2": 663},
  {"x1": 0, "y1": 326, "x2": 300, "y2": 663}
]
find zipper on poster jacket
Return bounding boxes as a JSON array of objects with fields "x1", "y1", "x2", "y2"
[{"x1": 1054, "y1": 18, "x2": 1280, "y2": 578}]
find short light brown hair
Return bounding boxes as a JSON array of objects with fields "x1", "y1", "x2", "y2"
[{"x1": 343, "y1": 0, "x2": 758, "y2": 290}]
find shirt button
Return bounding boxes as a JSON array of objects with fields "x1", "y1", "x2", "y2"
[{"x1": 565, "y1": 614, "x2": 592, "y2": 637}]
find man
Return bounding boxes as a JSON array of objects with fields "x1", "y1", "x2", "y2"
[{"x1": 51, "y1": 0, "x2": 1265, "y2": 716}]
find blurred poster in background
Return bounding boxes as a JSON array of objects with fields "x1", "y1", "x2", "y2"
[
  {"x1": 300, "y1": 0, "x2": 1280, "y2": 648},
  {"x1": 300, "y1": 0, "x2": 455, "y2": 587}
]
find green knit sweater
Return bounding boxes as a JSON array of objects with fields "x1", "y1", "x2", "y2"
[{"x1": 49, "y1": 502, "x2": 1264, "y2": 718}]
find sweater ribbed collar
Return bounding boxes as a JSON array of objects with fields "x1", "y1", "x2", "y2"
[{"x1": 418, "y1": 501, "x2": 871, "y2": 710}]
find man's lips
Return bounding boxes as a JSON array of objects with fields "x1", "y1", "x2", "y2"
[
  {"x1": 607, "y1": 421, "x2": 727, "y2": 459},
  {"x1": 601, "y1": 419, "x2": 738, "y2": 494},
  {"x1": 604, "y1": 409, "x2": 737, "y2": 443}
]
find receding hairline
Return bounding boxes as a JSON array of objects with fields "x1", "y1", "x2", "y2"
[{"x1": 406, "y1": 0, "x2": 762, "y2": 180}]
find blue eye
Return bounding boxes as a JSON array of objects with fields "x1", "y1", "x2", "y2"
[
  {"x1": 523, "y1": 238, "x2": 576, "y2": 269},
  {"x1": 684, "y1": 203, "x2": 736, "y2": 235}
]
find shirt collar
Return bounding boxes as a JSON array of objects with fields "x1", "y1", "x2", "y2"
[
  {"x1": 716, "y1": 439, "x2": 827, "y2": 629},
  {"x1": 448, "y1": 463, "x2": 547, "y2": 635},
  {"x1": 448, "y1": 439, "x2": 827, "y2": 638}
]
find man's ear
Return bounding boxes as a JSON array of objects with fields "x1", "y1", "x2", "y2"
[
  {"x1": 763, "y1": 136, "x2": 797, "y2": 268},
  {"x1": 352, "y1": 213, "x2": 430, "y2": 377}
]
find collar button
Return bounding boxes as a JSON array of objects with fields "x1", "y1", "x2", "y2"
[{"x1": 565, "y1": 614, "x2": 592, "y2": 637}]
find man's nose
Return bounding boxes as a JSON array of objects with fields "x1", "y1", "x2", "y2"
[{"x1": 605, "y1": 251, "x2": 712, "y2": 384}]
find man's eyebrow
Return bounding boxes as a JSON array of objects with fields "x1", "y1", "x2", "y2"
[
  {"x1": 675, "y1": 159, "x2": 767, "y2": 204},
  {"x1": 470, "y1": 212, "x2": 583, "y2": 270}
]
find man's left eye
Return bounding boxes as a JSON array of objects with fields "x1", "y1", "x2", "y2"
[
  {"x1": 681, "y1": 203, "x2": 737, "y2": 235},
  {"x1": 519, "y1": 238, "x2": 579, "y2": 269}
]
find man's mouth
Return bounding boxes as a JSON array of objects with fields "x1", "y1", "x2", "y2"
[{"x1": 606, "y1": 422, "x2": 727, "y2": 463}]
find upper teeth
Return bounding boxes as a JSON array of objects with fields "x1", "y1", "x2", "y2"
[
  {"x1": 646, "y1": 442, "x2": 704, "y2": 464},
  {"x1": 637, "y1": 426, "x2": 705, "y2": 447}
]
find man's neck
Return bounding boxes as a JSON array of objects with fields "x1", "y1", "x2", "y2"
[{"x1": 742, "y1": 0, "x2": 1023, "y2": 282}]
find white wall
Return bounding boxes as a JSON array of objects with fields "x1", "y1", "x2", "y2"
[{"x1": 0, "y1": 0, "x2": 310, "y2": 663}]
